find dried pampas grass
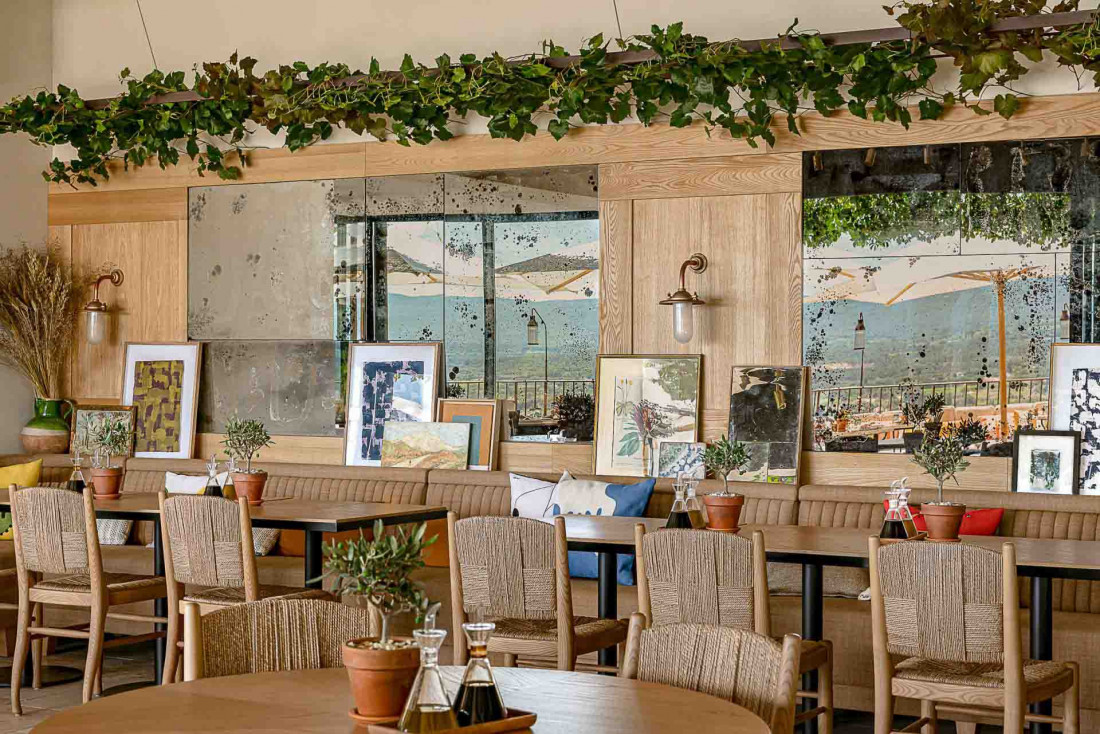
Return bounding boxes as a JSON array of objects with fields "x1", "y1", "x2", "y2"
[{"x1": 0, "y1": 246, "x2": 74, "y2": 399}]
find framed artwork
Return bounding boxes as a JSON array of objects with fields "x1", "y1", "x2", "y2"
[
  {"x1": 728, "y1": 365, "x2": 808, "y2": 484},
  {"x1": 1049, "y1": 343, "x2": 1100, "y2": 493},
  {"x1": 380, "y1": 422, "x2": 471, "y2": 470},
  {"x1": 121, "y1": 343, "x2": 202, "y2": 459},
  {"x1": 593, "y1": 355, "x2": 702, "y2": 477},
  {"x1": 1012, "y1": 430, "x2": 1080, "y2": 495},
  {"x1": 437, "y1": 398, "x2": 501, "y2": 471},
  {"x1": 71, "y1": 404, "x2": 136, "y2": 457},
  {"x1": 656, "y1": 440, "x2": 706, "y2": 479},
  {"x1": 343, "y1": 342, "x2": 442, "y2": 466}
]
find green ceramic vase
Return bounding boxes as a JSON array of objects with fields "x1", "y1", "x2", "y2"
[{"x1": 19, "y1": 398, "x2": 72, "y2": 454}]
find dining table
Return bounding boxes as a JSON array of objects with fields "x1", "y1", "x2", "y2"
[
  {"x1": 0, "y1": 488, "x2": 447, "y2": 687},
  {"x1": 553, "y1": 515, "x2": 1100, "y2": 734},
  {"x1": 29, "y1": 665, "x2": 771, "y2": 734}
]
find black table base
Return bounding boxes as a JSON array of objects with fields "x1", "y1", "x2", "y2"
[
  {"x1": 801, "y1": 562, "x2": 823, "y2": 734},
  {"x1": 1029, "y1": 576, "x2": 1053, "y2": 734},
  {"x1": 597, "y1": 551, "x2": 618, "y2": 670}
]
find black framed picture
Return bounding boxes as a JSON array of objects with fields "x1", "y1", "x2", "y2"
[{"x1": 1012, "y1": 430, "x2": 1081, "y2": 495}]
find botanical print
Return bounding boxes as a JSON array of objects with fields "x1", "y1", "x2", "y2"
[
  {"x1": 132, "y1": 360, "x2": 184, "y2": 453},
  {"x1": 595, "y1": 356, "x2": 700, "y2": 477},
  {"x1": 360, "y1": 360, "x2": 427, "y2": 463},
  {"x1": 72, "y1": 407, "x2": 135, "y2": 456},
  {"x1": 1070, "y1": 368, "x2": 1100, "y2": 494},
  {"x1": 656, "y1": 441, "x2": 706, "y2": 479},
  {"x1": 1028, "y1": 449, "x2": 1061, "y2": 492},
  {"x1": 729, "y1": 366, "x2": 806, "y2": 484},
  {"x1": 380, "y1": 422, "x2": 470, "y2": 470}
]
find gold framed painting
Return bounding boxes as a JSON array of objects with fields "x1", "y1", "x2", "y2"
[
  {"x1": 121, "y1": 342, "x2": 203, "y2": 460},
  {"x1": 437, "y1": 398, "x2": 501, "y2": 471},
  {"x1": 593, "y1": 354, "x2": 703, "y2": 477},
  {"x1": 70, "y1": 403, "x2": 136, "y2": 457}
]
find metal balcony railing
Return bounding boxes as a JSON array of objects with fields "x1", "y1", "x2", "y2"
[
  {"x1": 447, "y1": 379, "x2": 595, "y2": 420},
  {"x1": 811, "y1": 377, "x2": 1049, "y2": 415}
]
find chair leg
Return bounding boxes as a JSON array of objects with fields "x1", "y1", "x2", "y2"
[
  {"x1": 873, "y1": 679, "x2": 893, "y2": 734},
  {"x1": 161, "y1": 609, "x2": 181, "y2": 685},
  {"x1": 10, "y1": 595, "x2": 31, "y2": 715},
  {"x1": 94, "y1": 652, "x2": 103, "y2": 696},
  {"x1": 920, "y1": 700, "x2": 936, "y2": 734},
  {"x1": 82, "y1": 603, "x2": 107, "y2": 704},
  {"x1": 818, "y1": 641, "x2": 834, "y2": 734},
  {"x1": 954, "y1": 723, "x2": 978, "y2": 734},
  {"x1": 1003, "y1": 698, "x2": 1025, "y2": 734},
  {"x1": 1064, "y1": 661, "x2": 1080, "y2": 734},
  {"x1": 30, "y1": 602, "x2": 43, "y2": 690}
]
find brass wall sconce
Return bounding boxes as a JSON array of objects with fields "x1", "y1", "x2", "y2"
[
  {"x1": 659, "y1": 253, "x2": 708, "y2": 344},
  {"x1": 82, "y1": 269, "x2": 124, "y2": 345}
]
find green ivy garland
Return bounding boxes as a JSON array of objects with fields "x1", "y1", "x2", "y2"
[{"x1": 4, "y1": 0, "x2": 1100, "y2": 186}]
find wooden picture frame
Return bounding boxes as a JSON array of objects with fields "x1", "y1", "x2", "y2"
[
  {"x1": 70, "y1": 403, "x2": 137, "y2": 458},
  {"x1": 121, "y1": 342, "x2": 203, "y2": 460},
  {"x1": 728, "y1": 365, "x2": 809, "y2": 485},
  {"x1": 437, "y1": 398, "x2": 502, "y2": 471},
  {"x1": 342, "y1": 342, "x2": 443, "y2": 467},
  {"x1": 1012, "y1": 429, "x2": 1081, "y2": 495},
  {"x1": 592, "y1": 354, "x2": 703, "y2": 477}
]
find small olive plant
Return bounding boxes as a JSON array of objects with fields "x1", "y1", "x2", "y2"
[
  {"x1": 703, "y1": 435, "x2": 751, "y2": 495},
  {"x1": 86, "y1": 415, "x2": 132, "y2": 469},
  {"x1": 319, "y1": 520, "x2": 437, "y2": 648},
  {"x1": 912, "y1": 431, "x2": 970, "y2": 504},
  {"x1": 221, "y1": 417, "x2": 273, "y2": 473}
]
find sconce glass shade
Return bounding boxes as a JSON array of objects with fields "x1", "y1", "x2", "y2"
[
  {"x1": 526, "y1": 314, "x2": 539, "y2": 346},
  {"x1": 854, "y1": 312, "x2": 866, "y2": 350},
  {"x1": 672, "y1": 301, "x2": 694, "y2": 344},
  {"x1": 84, "y1": 308, "x2": 107, "y2": 345}
]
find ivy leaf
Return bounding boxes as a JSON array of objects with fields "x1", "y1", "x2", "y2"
[
  {"x1": 918, "y1": 98, "x2": 943, "y2": 120},
  {"x1": 993, "y1": 93, "x2": 1019, "y2": 118}
]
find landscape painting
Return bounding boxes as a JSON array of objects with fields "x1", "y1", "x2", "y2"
[
  {"x1": 728, "y1": 366, "x2": 807, "y2": 484},
  {"x1": 594, "y1": 355, "x2": 701, "y2": 477},
  {"x1": 656, "y1": 441, "x2": 705, "y2": 479},
  {"x1": 122, "y1": 342, "x2": 202, "y2": 459},
  {"x1": 343, "y1": 342, "x2": 441, "y2": 466},
  {"x1": 380, "y1": 422, "x2": 470, "y2": 470}
]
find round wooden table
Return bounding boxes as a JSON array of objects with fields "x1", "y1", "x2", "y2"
[{"x1": 31, "y1": 666, "x2": 769, "y2": 734}]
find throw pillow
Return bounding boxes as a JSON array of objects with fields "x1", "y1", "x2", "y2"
[
  {"x1": 165, "y1": 471, "x2": 228, "y2": 495},
  {"x1": 0, "y1": 459, "x2": 42, "y2": 489},
  {"x1": 508, "y1": 473, "x2": 557, "y2": 517},
  {"x1": 252, "y1": 527, "x2": 281, "y2": 556},
  {"x1": 97, "y1": 519, "x2": 133, "y2": 545}
]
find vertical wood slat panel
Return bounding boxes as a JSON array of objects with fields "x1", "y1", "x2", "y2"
[{"x1": 598, "y1": 198, "x2": 633, "y2": 354}]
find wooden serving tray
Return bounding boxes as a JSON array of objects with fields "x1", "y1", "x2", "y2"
[{"x1": 365, "y1": 709, "x2": 537, "y2": 734}]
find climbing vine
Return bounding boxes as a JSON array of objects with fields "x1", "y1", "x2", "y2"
[{"x1": 4, "y1": 0, "x2": 1100, "y2": 186}]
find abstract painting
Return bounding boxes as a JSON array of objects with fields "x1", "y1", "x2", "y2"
[
  {"x1": 122, "y1": 343, "x2": 202, "y2": 459},
  {"x1": 656, "y1": 441, "x2": 705, "y2": 479},
  {"x1": 437, "y1": 398, "x2": 500, "y2": 470},
  {"x1": 1070, "y1": 368, "x2": 1100, "y2": 493},
  {"x1": 593, "y1": 355, "x2": 701, "y2": 477},
  {"x1": 71, "y1": 405, "x2": 136, "y2": 457},
  {"x1": 344, "y1": 342, "x2": 441, "y2": 466},
  {"x1": 728, "y1": 366, "x2": 807, "y2": 484},
  {"x1": 1012, "y1": 430, "x2": 1080, "y2": 494},
  {"x1": 380, "y1": 421, "x2": 470, "y2": 470}
]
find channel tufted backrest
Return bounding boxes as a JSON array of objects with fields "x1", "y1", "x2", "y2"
[
  {"x1": 10, "y1": 486, "x2": 90, "y2": 574},
  {"x1": 161, "y1": 494, "x2": 247, "y2": 588},
  {"x1": 797, "y1": 485, "x2": 885, "y2": 529},
  {"x1": 453, "y1": 515, "x2": 557, "y2": 620}
]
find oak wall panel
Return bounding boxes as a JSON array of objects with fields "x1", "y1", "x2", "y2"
[
  {"x1": 48, "y1": 188, "x2": 187, "y2": 225},
  {"x1": 802, "y1": 451, "x2": 1011, "y2": 492},
  {"x1": 597, "y1": 199, "x2": 632, "y2": 355},
  {"x1": 600, "y1": 153, "x2": 801, "y2": 201}
]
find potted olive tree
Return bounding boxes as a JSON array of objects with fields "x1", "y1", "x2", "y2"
[
  {"x1": 913, "y1": 431, "x2": 970, "y2": 541},
  {"x1": 222, "y1": 417, "x2": 273, "y2": 505},
  {"x1": 701, "y1": 436, "x2": 751, "y2": 532},
  {"x1": 86, "y1": 415, "x2": 132, "y2": 499},
  {"x1": 321, "y1": 520, "x2": 436, "y2": 722}
]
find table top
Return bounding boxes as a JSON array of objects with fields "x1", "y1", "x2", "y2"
[
  {"x1": 30, "y1": 666, "x2": 769, "y2": 734},
  {"x1": 0, "y1": 489, "x2": 447, "y2": 532}
]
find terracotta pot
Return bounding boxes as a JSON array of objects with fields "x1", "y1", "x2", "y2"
[
  {"x1": 834, "y1": 418, "x2": 849, "y2": 432},
  {"x1": 90, "y1": 466, "x2": 124, "y2": 499},
  {"x1": 231, "y1": 471, "x2": 267, "y2": 505},
  {"x1": 920, "y1": 502, "x2": 967, "y2": 542},
  {"x1": 342, "y1": 638, "x2": 419, "y2": 722},
  {"x1": 702, "y1": 494, "x2": 744, "y2": 532}
]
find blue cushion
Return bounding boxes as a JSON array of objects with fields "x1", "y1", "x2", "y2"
[{"x1": 550, "y1": 477, "x2": 655, "y2": 586}]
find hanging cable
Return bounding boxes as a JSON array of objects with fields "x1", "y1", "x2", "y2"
[{"x1": 136, "y1": 0, "x2": 159, "y2": 70}]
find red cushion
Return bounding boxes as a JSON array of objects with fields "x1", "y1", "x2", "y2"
[{"x1": 881, "y1": 502, "x2": 1003, "y2": 536}]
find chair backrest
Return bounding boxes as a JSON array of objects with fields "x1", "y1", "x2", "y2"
[
  {"x1": 449, "y1": 514, "x2": 563, "y2": 621},
  {"x1": 870, "y1": 538, "x2": 1011, "y2": 664},
  {"x1": 621, "y1": 614, "x2": 799, "y2": 734},
  {"x1": 636, "y1": 526, "x2": 769, "y2": 634},
  {"x1": 9, "y1": 485, "x2": 97, "y2": 576},
  {"x1": 182, "y1": 599, "x2": 376, "y2": 680},
  {"x1": 159, "y1": 493, "x2": 257, "y2": 597}
]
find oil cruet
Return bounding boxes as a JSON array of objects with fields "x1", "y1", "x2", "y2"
[
  {"x1": 683, "y1": 477, "x2": 707, "y2": 528},
  {"x1": 203, "y1": 455, "x2": 224, "y2": 498},
  {"x1": 398, "y1": 605, "x2": 457, "y2": 732},
  {"x1": 453, "y1": 622, "x2": 507, "y2": 725},
  {"x1": 665, "y1": 481, "x2": 693, "y2": 529},
  {"x1": 65, "y1": 450, "x2": 87, "y2": 493},
  {"x1": 880, "y1": 477, "x2": 917, "y2": 540}
]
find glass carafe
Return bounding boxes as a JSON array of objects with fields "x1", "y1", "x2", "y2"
[
  {"x1": 66, "y1": 452, "x2": 87, "y2": 493},
  {"x1": 398, "y1": 628, "x2": 457, "y2": 732},
  {"x1": 880, "y1": 477, "x2": 916, "y2": 540},
  {"x1": 223, "y1": 458, "x2": 236, "y2": 501},
  {"x1": 683, "y1": 478, "x2": 707, "y2": 529},
  {"x1": 203, "y1": 455, "x2": 224, "y2": 498},
  {"x1": 666, "y1": 483, "x2": 693, "y2": 529},
  {"x1": 453, "y1": 622, "x2": 506, "y2": 726}
]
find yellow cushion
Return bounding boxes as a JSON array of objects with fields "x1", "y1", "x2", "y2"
[{"x1": 0, "y1": 458, "x2": 42, "y2": 489}]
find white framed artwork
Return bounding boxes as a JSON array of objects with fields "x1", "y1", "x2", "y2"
[{"x1": 121, "y1": 342, "x2": 203, "y2": 459}]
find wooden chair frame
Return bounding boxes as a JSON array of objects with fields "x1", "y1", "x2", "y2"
[
  {"x1": 869, "y1": 537, "x2": 1080, "y2": 734},
  {"x1": 634, "y1": 525, "x2": 833, "y2": 733},
  {"x1": 8, "y1": 484, "x2": 168, "y2": 713},
  {"x1": 0, "y1": 568, "x2": 41, "y2": 690},
  {"x1": 621, "y1": 613, "x2": 802, "y2": 734}
]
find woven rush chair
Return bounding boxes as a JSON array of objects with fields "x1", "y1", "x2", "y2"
[
  {"x1": 181, "y1": 597, "x2": 375, "y2": 680},
  {"x1": 8, "y1": 485, "x2": 168, "y2": 713},
  {"x1": 869, "y1": 537, "x2": 1080, "y2": 734},
  {"x1": 159, "y1": 492, "x2": 331, "y2": 684},
  {"x1": 635, "y1": 526, "x2": 833, "y2": 734},
  {"x1": 621, "y1": 613, "x2": 801, "y2": 734},
  {"x1": 447, "y1": 512, "x2": 628, "y2": 671}
]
